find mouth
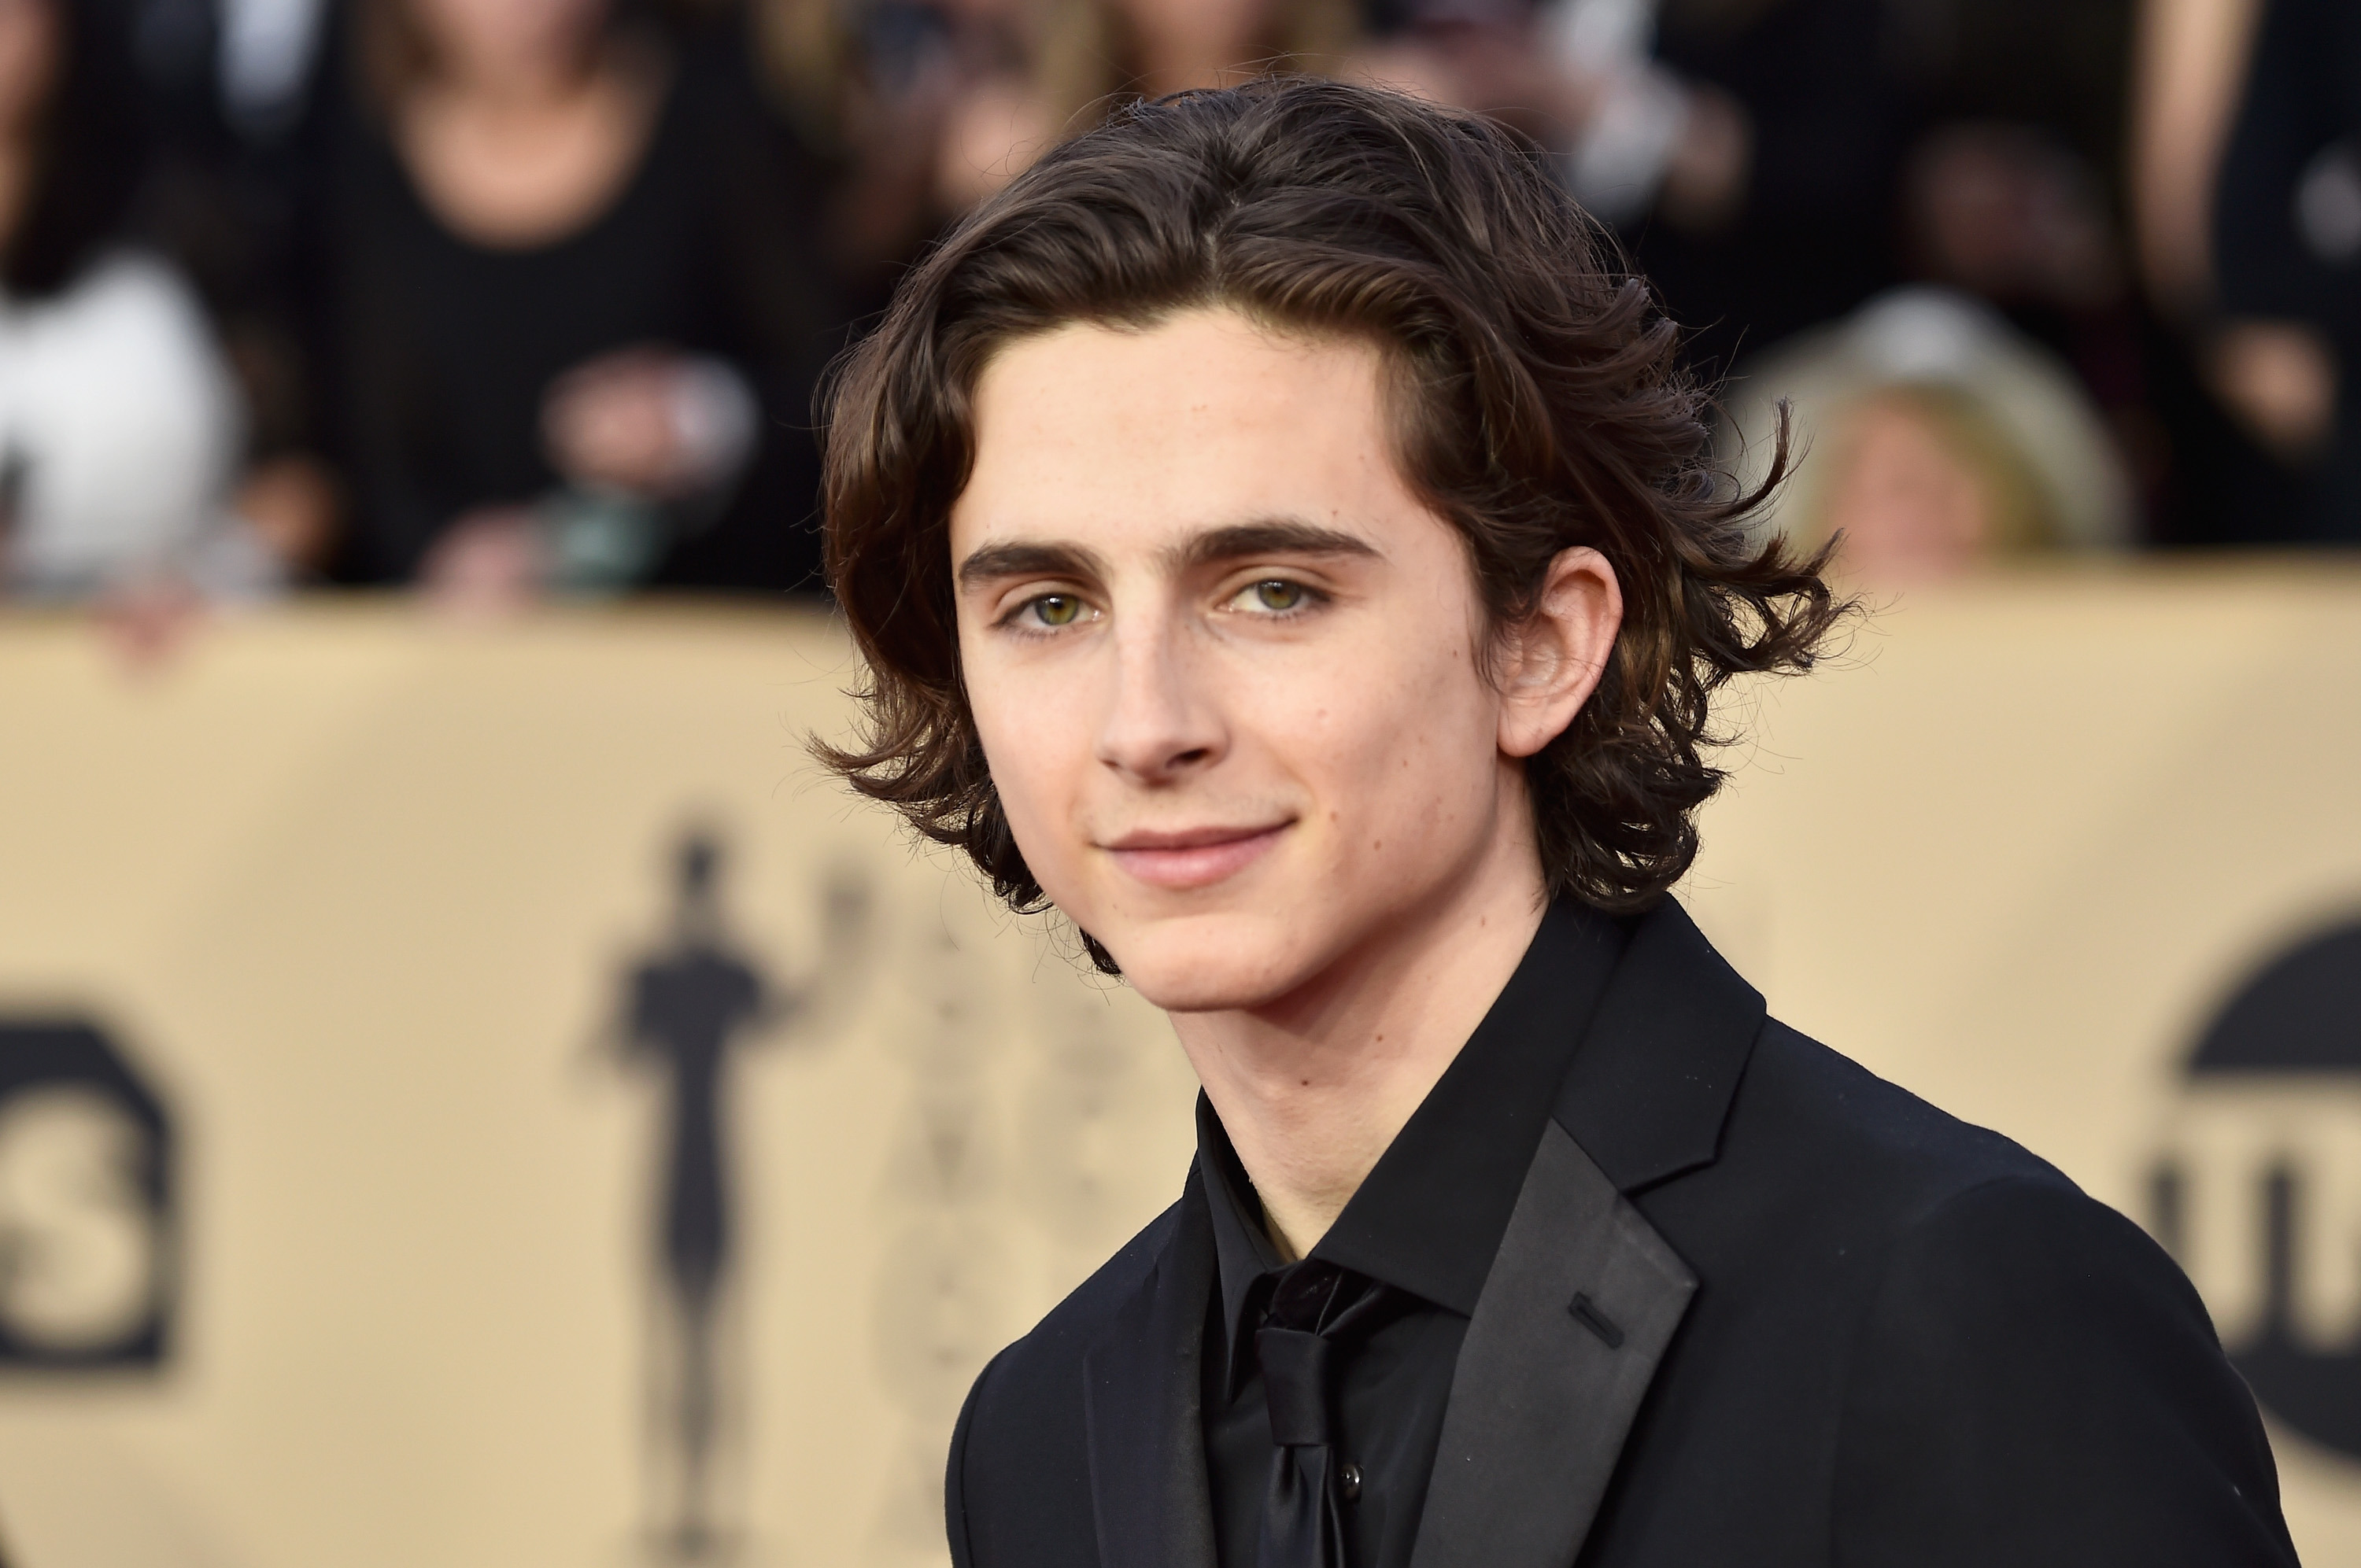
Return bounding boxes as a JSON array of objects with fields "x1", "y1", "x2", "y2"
[{"x1": 1099, "y1": 821, "x2": 1291, "y2": 891}]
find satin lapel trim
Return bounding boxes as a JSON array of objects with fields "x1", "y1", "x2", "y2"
[
  {"x1": 1408, "y1": 1121, "x2": 1697, "y2": 1568},
  {"x1": 1082, "y1": 1171, "x2": 1220, "y2": 1568}
]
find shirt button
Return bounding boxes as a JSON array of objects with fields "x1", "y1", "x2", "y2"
[{"x1": 1339, "y1": 1462, "x2": 1363, "y2": 1503}]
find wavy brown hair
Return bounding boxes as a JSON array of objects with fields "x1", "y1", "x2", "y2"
[{"x1": 818, "y1": 77, "x2": 1843, "y2": 967}]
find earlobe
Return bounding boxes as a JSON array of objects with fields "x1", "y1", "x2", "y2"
[{"x1": 1498, "y1": 547, "x2": 1623, "y2": 760}]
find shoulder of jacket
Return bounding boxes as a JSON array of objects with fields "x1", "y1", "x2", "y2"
[
  {"x1": 981, "y1": 1194, "x2": 1188, "y2": 1387},
  {"x1": 1718, "y1": 1019, "x2": 2072, "y2": 1225}
]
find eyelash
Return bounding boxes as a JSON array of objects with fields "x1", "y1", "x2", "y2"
[
  {"x1": 996, "y1": 576, "x2": 1328, "y2": 635},
  {"x1": 1226, "y1": 577, "x2": 1324, "y2": 618},
  {"x1": 1001, "y1": 592, "x2": 1096, "y2": 634}
]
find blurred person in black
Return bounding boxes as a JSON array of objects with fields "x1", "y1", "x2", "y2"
[
  {"x1": 1875, "y1": 0, "x2": 2155, "y2": 526},
  {"x1": 774, "y1": 0, "x2": 1067, "y2": 318},
  {"x1": 319, "y1": 0, "x2": 839, "y2": 603},
  {"x1": 1898, "y1": 0, "x2": 2311, "y2": 550},
  {"x1": 0, "y1": 0, "x2": 266, "y2": 601},
  {"x1": 2213, "y1": 0, "x2": 2361, "y2": 542},
  {"x1": 108, "y1": 0, "x2": 347, "y2": 579},
  {"x1": 1350, "y1": 0, "x2": 1904, "y2": 381},
  {"x1": 1362, "y1": 0, "x2": 2259, "y2": 552},
  {"x1": 2126, "y1": 0, "x2": 2316, "y2": 548},
  {"x1": 1628, "y1": 0, "x2": 1902, "y2": 378}
]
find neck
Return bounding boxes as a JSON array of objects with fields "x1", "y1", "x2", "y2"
[{"x1": 1169, "y1": 791, "x2": 1549, "y2": 1260}]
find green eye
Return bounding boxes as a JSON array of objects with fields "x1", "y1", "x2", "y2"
[
  {"x1": 1031, "y1": 594, "x2": 1082, "y2": 626},
  {"x1": 1249, "y1": 580, "x2": 1304, "y2": 612}
]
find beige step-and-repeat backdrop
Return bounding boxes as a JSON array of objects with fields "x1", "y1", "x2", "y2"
[{"x1": 1, "y1": 566, "x2": 2358, "y2": 1565}]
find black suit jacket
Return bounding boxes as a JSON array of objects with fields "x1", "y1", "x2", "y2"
[{"x1": 947, "y1": 904, "x2": 2298, "y2": 1566}]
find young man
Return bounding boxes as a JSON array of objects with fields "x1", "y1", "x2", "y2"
[{"x1": 818, "y1": 80, "x2": 2296, "y2": 1568}]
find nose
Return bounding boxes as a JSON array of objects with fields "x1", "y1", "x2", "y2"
[{"x1": 1092, "y1": 610, "x2": 1226, "y2": 785}]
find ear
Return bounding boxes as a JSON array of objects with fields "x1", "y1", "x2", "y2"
[{"x1": 1496, "y1": 546, "x2": 1623, "y2": 760}]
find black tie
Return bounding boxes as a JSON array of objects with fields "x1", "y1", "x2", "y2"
[{"x1": 1254, "y1": 1260, "x2": 1386, "y2": 1568}]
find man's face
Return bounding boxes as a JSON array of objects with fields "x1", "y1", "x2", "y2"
[{"x1": 949, "y1": 308, "x2": 1536, "y2": 1014}]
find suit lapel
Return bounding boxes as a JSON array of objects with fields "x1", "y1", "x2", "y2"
[
  {"x1": 1410, "y1": 899, "x2": 1764, "y2": 1568},
  {"x1": 1083, "y1": 1166, "x2": 1220, "y2": 1568},
  {"x1": 1407, "y1": 1121, "x2": 1697, "y2": 1568}
]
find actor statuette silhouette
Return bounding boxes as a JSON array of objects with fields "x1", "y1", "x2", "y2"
[
  {"x1": 815, "y1": 79, "x2": 2299, "y2": 1568},
  {"x1": 603, "y1": 829, "x2": 868, "y2": 1562}
]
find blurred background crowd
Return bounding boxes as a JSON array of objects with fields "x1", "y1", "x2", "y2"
[{"x1": 0, "y1": 0, "x2": 2350, "y2": 612}]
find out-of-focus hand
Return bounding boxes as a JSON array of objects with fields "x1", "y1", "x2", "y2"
[
  {"x1": 2211, "y1": 319, "x2": 2338, "y2": 464},
  {"x1": 542, "y1": 349, "x2": 693, "y2": 498},
  {"x1": 542, "y1": 347, "x2": 757, "y2": 502},
  {"x1": 421, "y1": 506, "x2": 548, "y2": 617},
  {"x1": 98, "y1": 572, "x2": 205, "y2": 674}
]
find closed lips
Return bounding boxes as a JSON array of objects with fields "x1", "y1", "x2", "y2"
[{"x1": 1102, "y1": 824, "x2": 1289, "y2": 890}]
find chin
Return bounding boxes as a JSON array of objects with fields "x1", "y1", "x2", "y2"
[{"x1": 1088, "y1": 906, "x2": 1323, "y2": 1014}]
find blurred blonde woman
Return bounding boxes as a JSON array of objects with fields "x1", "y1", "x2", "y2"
[{"x1": 1720, "y1": 288, "x2": 2135, "y2": 586}]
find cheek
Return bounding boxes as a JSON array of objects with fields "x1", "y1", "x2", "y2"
[
  {"x1": 966, "y1": 662, "x2": 1088, "y2": 869},
  {"x1": 1268, "y1": 629, "x2": 1503, "y2": 844}
]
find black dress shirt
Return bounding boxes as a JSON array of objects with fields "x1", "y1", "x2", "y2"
[{"x1": 1197, "y1": 902, "x2": 1629, "y2": 1568}]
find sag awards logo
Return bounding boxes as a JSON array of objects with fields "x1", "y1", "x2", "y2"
[
  {"x1": 2152, "y1": 917, "x2": 2361, "y2": 1458},
  {"x1": 0, "y1": 1017, "x2": 174, "y2": 1367}
]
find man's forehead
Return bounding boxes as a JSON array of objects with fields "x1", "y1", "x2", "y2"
[
  {"x1": 979, "y1": 308, "x2": 1380, "y2": 400},
  {"x1": 973, "y1": 313, "x2": 1382, "y2": 455},
  {"x1": 955, "y1": 312, "x2": 1402, "y2": 568}
]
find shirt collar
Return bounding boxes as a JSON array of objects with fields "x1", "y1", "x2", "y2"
[{"x1": 1195, "y1": 897, "x2": 1630, "y2": 1382}]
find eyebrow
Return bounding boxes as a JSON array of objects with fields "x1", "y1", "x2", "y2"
[
  {"x1": 955, "y1": 518, "x2": 1380, "y2": 594},
  {"x1": 955, "y1": 540, "x2": 1109, "y2": 593},
  {"x1": 1162, "y1": 519, "x2": 1381, "y2": 573}
]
